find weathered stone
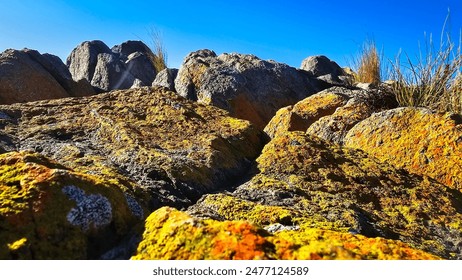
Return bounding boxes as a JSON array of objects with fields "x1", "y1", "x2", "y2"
[
  {"x1": 67, "y1": 40, "x2": 112, "y2": 83},
  {"x1": 175, "y1": 50, "x2": 327, "y2": 129},
  {"x1": 264, "y1": 88, "x2": 349, "y2": 139},
  {"x1": 131, "y1": 206, "x2": 438, "y2": 260},
  {"x1": 0, "y1": 86, "x2": 266, "y2": 210},
  {"x1": 67, "y1": 40, "x2": 157, "y2": 92},
  {"x1": 344, "y1": 107, "x2": 462, "y2": 191},
  {"x1": 0, "y1": 151, "x2": 144, "y2": 259},
  {"x1": 189, "y1": 131, "x2": 462, "y2": 259},
  {"x1": 0, "y1": 49, "x2": 93, "y2": 104},
  {"x1": 111, "y1": 40, "x2": 154, "y2": 61},
  {"x1": 125, "y1": 52, "x2": 156, "y2": 87},
  {"x1": 264, "y1": 86, "x2": 397, "y2": 143},
  {"x1": 300, "y1": 55, "x2": 350, "y2": 86},
  {"x1": 91, "y1": 53, "x2": 135, "y2": 91},
  {"x1": 153, "y1": 68, "x2": 178, "y2": 91}
]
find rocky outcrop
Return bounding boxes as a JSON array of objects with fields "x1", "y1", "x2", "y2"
[
  {"x1": 0, "y1": 49, "x2": 94, "y2": 104},
  {"x1": 0, "y1": 151, "x2": 145, "y2": 259},
  {"x1": 2, "y1": 44, "x2": 462, "y2": 260},
  {"x1": 0, "y1": 86, "x2": 266, "y2": 211},
  {"x1": 152, "y1": 68, "x2": 178, "y2": 91},
  {"x1": 344, "y1": 107, "x2": 462, "y2": 191},
  {"x1": 67, "y1": 40, "x2": 157, "y2": 92},
  {"x1": 174, "y1": 50, "x2": 327, "y2": 129},
  {"x1": 188, "y1": 131, "x2": 462, "y2": 259},
  {"x1": 131, "y1": 207, "x2": 437, "y2": 260},
  {"x1": 264, "y1": 86, "x2": 397, "y2": 143},
  {"x1": 300, "y1": 55, "x2": 352, "y2": 86}
]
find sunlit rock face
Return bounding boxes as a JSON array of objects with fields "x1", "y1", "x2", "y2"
[
  {"x1": 67, "y1": 40, "x2": 157, "y2": 92},
  {"x1": 0, "y1": 48, "x2": 94, "y2": 104}
]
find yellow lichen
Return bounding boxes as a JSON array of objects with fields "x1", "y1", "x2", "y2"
[
  {"x1": 0, "y1": 151, "x2": 144, "y2": 259},
  {"x1": 131, "y1": 207, "x2": 439, "y2": 260},
  {"x1": 345, "y1": 108, "x2": 462, "y2": 191}
]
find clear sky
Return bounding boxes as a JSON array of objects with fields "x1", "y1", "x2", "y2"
[{"x1": 0, "y1": 0, "x2": 461, "y2": 69}]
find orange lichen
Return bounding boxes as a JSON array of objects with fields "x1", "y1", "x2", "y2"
[
  {"x1": 131, "y1": 207, "x2": 439, "y2": 260},
  {"x1": 344, "y1": 107, "x2": 462, "y2": 191}
]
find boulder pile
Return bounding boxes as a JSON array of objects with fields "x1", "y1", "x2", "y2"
[{"x1": 1, "y1": 41, "x2": 462, "y2": 260}]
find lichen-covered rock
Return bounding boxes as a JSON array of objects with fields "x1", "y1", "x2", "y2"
[
  {"x1": 0, "y1": 49, "x2": 94, "y2": 104},
  {"x1": 189, "y1": 131, "x2": 462, "y2": 259},
  {"x1": 0, "y1": 86, "x2": 266, "y2": 210},
  {"x1": 174, "y1": 50, "x2": 327, "y2": 129},
  {"x1": 264, "y1": 89, "x2": 349, "y2": 138},
  {"x1": 0, "y1": 151, "x2": 145, "y2": 259},
  {"x1": 344, "y1": 107, "x2": 462, "y2": 191},
  {"x1": 131, "y1": 207, "x2": 437, "y2": 260},
  {"x1": 264, "y1": 86, "x2": 397, "y2": 144}
]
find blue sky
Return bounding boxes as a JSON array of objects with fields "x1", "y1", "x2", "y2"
[{"x1": 0, "y1": 0, "x2": 461, "y2": 69}]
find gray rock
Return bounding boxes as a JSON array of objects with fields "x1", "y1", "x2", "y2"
[
  {"x1": 131, "y1": 78, "x2": 145, "y2": 88},
  {"x1": 26, "y1": 50, "x2": 94, "y2": 97},
  {"x1": 152, "y1": 68, "x2": 179, "y2": 91},
  {"x1": 300, "y1": 55, "x2": 351, "y2": 87},
  {"x1": 91, "y1": 53, "x2": 135, "y2": 91},
  {"x1": 0, "y1": 49, "x2": 93, "y2": 104},
  {"x1": 67, "y1": 40, "x2": 112, "y2": 83},
  {"x1": 112, "y1": 40, "x2": 154, "y2": 61},
  {"x1": 300, "y1": 55, "x2": 344, "y2": 76},
  {"x1": 125, "y1": 52, "x2": 156, "y2": 86},
  {"x1": 175, "y1": 49, "x2": 328, "y2": 129},
  {"x1": 67, "y1": 40, "x2": 157, "y2": 92}
]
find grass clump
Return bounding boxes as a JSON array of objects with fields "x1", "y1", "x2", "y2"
[
  {"x1": 147, "y1": 27, "x2": 168, "y2": 73},
  {"x1": 352, "y1": 39, "x2": 382, "y2": 85},
  {"x1": 389, "y1": 15, "x2": 462, "y2": 113}
]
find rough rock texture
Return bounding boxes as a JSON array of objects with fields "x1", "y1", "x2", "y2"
[
  {"x1": 0, "y1": 49, "x2": 94, "y2": 104},
  {"x1": 0, "y1": 86, "x2": 266, "y2": 210},
  {"x1": 131, "y1": 207, "x2": 438, "y2": 260},
  {"x1": 264, "y1": 86, "x2": 397, "y2": 143},
  {"x1": 300, "y1": 55, "x2": 351, "y2": 86},
  {"x1": 0, "y1": 151, "x2": 144, "y2": 259},
  {"x1": 67, "y1": 40, "x2": 157, "y2": 92},
  {"x1": 188, "y1": 131, "x2": 462, "y2": 259},
  {"x1": 152, "y1": 68, "x2": 178, "y2": 91},
  {"x1": 344, "y1": 107, "x2": 462, "y2": 191},
  {"x1": 174, "y1": 50, "x2": 327, "y2": 129}
]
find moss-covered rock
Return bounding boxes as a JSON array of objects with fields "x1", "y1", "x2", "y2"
[
  {"x1": 189, "y1": 131, "x2": 462, "y2": 259},
  {"x1": 0, "y1": 86, "x2": 266, "y2": 209},
  {"x1": 132, "y1": 207, "x2": 437, "y2": 260},
  {"x1": 344, "y1": 107, "x2": 462, "y2": 191},
  {"x1": 264, "y1": 86, "x2": 397, "y2": 144},
  {"x1": 0, "y1": 151, "x2": 145, "y2": 259}
]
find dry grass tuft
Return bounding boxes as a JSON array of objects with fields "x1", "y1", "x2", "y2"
[
  {"x1": 352, "y1": 39, "x2": 382, "y2": 85},
  {"x1": 389, "y1": 36, "x2": 462, "y2": 113},
  {"x1": 148, "y1": 27, "x2": 168, "y2": 73},
  {"x1": 388, "y1": 15, "x2": 462, "y2": 113}
]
